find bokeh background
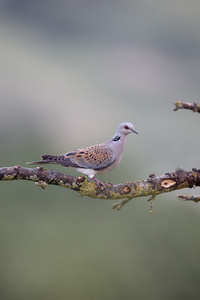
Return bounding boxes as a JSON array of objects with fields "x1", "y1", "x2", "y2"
[{"x1": 1, "y1": 1, "x2": 200, "y2": 299}]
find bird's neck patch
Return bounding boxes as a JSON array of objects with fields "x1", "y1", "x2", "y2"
[{"x1": 112, "y1": 135, "x2": 121, "y2": 142}]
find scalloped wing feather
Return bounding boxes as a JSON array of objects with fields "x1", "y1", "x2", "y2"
[{"x1": 65, "y1": 145, "x2": 115, "y2": 170}]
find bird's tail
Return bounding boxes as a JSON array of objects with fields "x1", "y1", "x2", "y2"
[{"x1": 26, "y1": 155, "x2": 61, "y2": 165}]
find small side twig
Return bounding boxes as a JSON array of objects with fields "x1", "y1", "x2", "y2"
[
  {"x1": 177, "y1": 195, "x2": 200, "y2": 203},
  {"x1": 174, "y1": 100, "x2": 200, "y2": 113}
]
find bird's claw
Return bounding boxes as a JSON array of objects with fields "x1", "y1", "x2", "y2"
[{"x1": 92, "y1": 177, "x2": 106, "y2": 190}]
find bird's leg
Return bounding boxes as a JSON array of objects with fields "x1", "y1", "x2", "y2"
[{"x1": 91, "y1": 176, "x2": 106, "y2": 189}]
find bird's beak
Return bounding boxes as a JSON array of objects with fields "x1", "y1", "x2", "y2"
[{"x1": 132, "y1": 129, "x2": 139, "y2": 134}]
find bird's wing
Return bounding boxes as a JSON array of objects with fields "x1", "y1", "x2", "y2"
[{"x1": 64, "y1": 144, "x2": 115, "y2": 170}]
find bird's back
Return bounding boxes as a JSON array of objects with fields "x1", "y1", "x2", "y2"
[{"x1": 62, "y1": 143, "x2": 115, "y2": 170}]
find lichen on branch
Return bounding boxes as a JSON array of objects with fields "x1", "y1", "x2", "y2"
[
  {"x1": 1, "y1": 165, "x2": 200, "y2": 209},
  {"x1": 174, "y1": 100, "x2": 200, "y2": 113}
]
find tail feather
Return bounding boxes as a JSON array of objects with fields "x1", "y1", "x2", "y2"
[
  {"x1": 26, "y1": 155, "x2": 60, "y2": 165},
  {"x1": 26, "y1": 154, "x2": 78, "y2": 168}
]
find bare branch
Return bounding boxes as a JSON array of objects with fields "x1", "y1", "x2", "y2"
[
  {"x1": 174, "y1": 100, "x2": 200, "y2": 113},
  {"x1": 1, "y1": 165, "x2": 200, "y2": 209}
]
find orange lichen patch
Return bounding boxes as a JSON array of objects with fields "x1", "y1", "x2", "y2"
[
  {"x1": 36, "y1": 166, "x2": 44, "y2": 171},
  {"x1": 161, "y1": 179, "x2": 176, "y2": 188},
  {"x1": 76, "y1": 176, "x2": 85, "y2": 183}
]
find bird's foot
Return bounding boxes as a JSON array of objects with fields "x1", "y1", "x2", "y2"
[{"x1": 91, "y1": 177, "x2": 106, "y2": 190}]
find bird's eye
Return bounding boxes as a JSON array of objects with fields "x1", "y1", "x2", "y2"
[{"x1": 124, "y1": 125, "x2": 129, "y2": 130}]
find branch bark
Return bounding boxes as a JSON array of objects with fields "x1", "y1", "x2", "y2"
[
  {"x1": 173, "y1": 100, "x2": 200, "y2": 203},
  {"x1": 1, "y1": 165, "x2": 200, "y2": 209},
  {"x1": 174, "y1": 100, "x2": 200, "y2": 113}
]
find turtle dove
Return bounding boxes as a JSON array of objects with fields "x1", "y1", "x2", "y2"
[{"x1": 27, "y1": 122, "x2": 138, "y2": 187}]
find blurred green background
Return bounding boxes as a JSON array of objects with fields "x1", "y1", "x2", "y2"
[{"x1": 1, "y1": 1, "x2": 200, "y2": 299}]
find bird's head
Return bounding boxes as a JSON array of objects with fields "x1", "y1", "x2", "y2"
[{"x1": 117, "y1": 122, "x2": 138, "y2": 136}]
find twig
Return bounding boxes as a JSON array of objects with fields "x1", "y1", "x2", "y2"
[
  {"x1": 174, "y1": 100, "x2": 200, "y2": 113},
  {"x1": 177, "y1": 195, "x2": 200, "y2": 203}
]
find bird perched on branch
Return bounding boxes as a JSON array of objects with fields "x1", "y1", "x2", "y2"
[{"x1": 27, "y1": 122, "x2": 138, "y2": 187}]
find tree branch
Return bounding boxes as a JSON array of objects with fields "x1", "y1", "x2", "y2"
[
  {"x1": 1, "y1": 165, "x2": 200, "y2": 209},
  {"x1": 173, "y1": 100, "x2": 200, "y2": 202},
  {"x1": 174, "y1": 100, "x2": 200, "y2": 113}
]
